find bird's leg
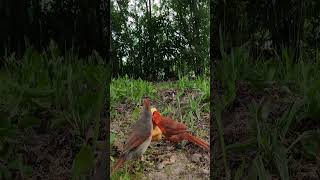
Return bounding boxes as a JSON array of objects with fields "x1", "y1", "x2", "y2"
[{"x1": 140, "y1": 155, "x2": 145, "y2": 161}]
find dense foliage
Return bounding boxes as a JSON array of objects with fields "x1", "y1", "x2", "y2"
[
  {"x1": 111, "y1": 0, "x2": 209, "y2": 80},
  {"x1": 213, "y1": 0, "x2": 320, "y2": 179},
  {"x1": 213, "y1": 0, "x2": 320, "y2": 60},
  {"x1": 0, "y1": 0, "x2": 109, "y2": 58},
  {"x1": 1, "y1": 1, "x2": 111, "y2": 178},
  {"x1": 0, "y1": 45, "x2": 109, "y2": 179}
]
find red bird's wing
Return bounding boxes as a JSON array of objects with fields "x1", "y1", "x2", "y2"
[
  {"x1": 157, "y1": 116, "x2": 187, "y2": 136},
  {"x1": 166, "y1": 134, "x2": 185, "y2": 143}
]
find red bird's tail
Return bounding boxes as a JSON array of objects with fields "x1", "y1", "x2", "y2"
[
  {"x1": 184, "y1": 133, "x2": 209, "y2": 150},
  {"x1": 112, "y1": 156, "x2": 126, "y2": 174}
]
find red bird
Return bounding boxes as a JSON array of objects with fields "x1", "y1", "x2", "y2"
[{"x1": 151, "y1": 108, "x2": 209, "y2": 151}]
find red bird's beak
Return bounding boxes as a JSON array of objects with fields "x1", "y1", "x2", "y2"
[{"x1": 151, "y1": 107, "x2": 157, "y2": 114}]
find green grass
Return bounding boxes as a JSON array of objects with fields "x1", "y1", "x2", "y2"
[
  {"x1": 110, "y1": 75, "x2": 209, "y2": 121},
  {"x1": 110, "y1": 75, "x2": 209, "y2": 179},
  {"x1": 215, "y1": 46, "x2": 320, "y2": 179},
  {"x1": 0, "y1": 42, "x2": 109, "y2": 179}
]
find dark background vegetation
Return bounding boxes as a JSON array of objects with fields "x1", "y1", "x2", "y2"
[
  {"x1": 1, "y1": 0, "x2": 209, "y2": 179},
  {"x1": 0, "y1": 0, "x2": 109, "y2": 58},
  {"x1": 111, "y1": 0, "x2": 209, "y2": 80},
  {"x1": 0, "y1": 0, "x2": 111, "y2": 179},
  {"x1": 212, "y1": 0, "x2": 320, "y2": 179},
  {"x1": 212, "y1": 0, "x2": 319, "y2": 61}
]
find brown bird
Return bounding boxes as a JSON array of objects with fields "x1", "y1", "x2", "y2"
[
  {"x1": 151, "y1": 108, "x2": 209, "y2": 151},
  {"x1": 112, "y1": 98, "x2": 153, "y2": 173}
]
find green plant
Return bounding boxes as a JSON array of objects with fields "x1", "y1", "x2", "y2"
[
  {"x1": 227, "y1": 99, "x2": 303, "y2": 179},
  {"x1": 72, "y1": 145, "x2": 95, "y2": 180},
  {"x1": 215, "y1": 49, "x2": 240, "y2": 107},
  {"x1": 111, "y1": 75, "x2": 157, "y2": 110},
  {"x1": 215, "y1": 97, "x2": 231, "y2": 179},
  {"x1": 193, "y1": 77, "x2": 210, "y2": 101},
  {"x1": 300, "y1": 130, "x2": 320, "y2": 159},
  {"x1": 0, "y1": 44, "x2": 109, "y2": 179}
]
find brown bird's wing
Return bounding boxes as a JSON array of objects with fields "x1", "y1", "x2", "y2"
[{"x1": 122, "y1": 131, "x2": 150, "y2": 154}]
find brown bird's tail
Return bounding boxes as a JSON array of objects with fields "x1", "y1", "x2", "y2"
[
  {"x1": 184, "y1": 133, "x2": 209, "y2": 150},
  {"x1": 112, "y1": 156, "x2": 126, "y2": 174}
]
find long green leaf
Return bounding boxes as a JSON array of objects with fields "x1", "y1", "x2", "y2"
[
  {"x1": 272, "y1": 138, "x2": 289, "y2": 180},
  {"x1": 252, "y1": 155, "x2": 267, "y2": 180},
  {"x1": 72, "y1": 145, "x2": 95, "y2": 178}
]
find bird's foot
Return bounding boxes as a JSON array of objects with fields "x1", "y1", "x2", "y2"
[{"x1": 140, "y1": 155, "x2": 145, "y2": 161}]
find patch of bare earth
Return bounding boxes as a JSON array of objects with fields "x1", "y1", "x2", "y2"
[
  {"x1": 14, "y1": 117, "x2": 108, "y2": 179},
  {"x1": 15, "y1": 127, "x2": 79, "y2": 180},
  {"x1": 111, "y1": 88, "x2": 210, "y2": 179},
  {"x1": 141, "y1": 142, "x2": 209, "y2": 180}
]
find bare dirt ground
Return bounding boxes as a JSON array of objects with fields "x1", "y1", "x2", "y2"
[
  {"x1": 13, "y1": 127, "x2": 77, "y2": 180},
  {"x1": 111, "y1": 88, "x2": 210, "y2": 180}
]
